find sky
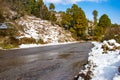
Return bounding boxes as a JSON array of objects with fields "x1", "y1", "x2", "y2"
[{"x1": 43, "y1": 0, "x2": 120, "y2": 24}]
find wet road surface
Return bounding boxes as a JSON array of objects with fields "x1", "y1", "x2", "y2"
[{"x1": 0, "y1": 42, "x2": 93, "y2": 80}]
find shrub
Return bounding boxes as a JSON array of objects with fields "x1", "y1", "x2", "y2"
[
  {"x1": 19, "y1": 37, "x2": 36, "y2": 44},
  {"x1": 0, "y1": 37, "x2": 19, "y2": 49},
  {"x1": 0, "y1": 23, "x2": 18, "y2": 37},
  {"x1": 102, "y1": 44, "x2": 108, "y2": 53},
  {"x1": 93, "y1": 26, "x2": 105, "y2": 41},
  {"x1": 0, "y1": 43, "x2": 18, "y2": 49},
  {"x1": 37, "y1": 39, "x2": 46, "y2": 44},
  {"x1": 103, "y1": 27, "x2": 120, "y2": 43}
]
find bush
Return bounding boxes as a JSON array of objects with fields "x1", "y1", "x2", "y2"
[
  {"x1": 102, "y1": 44, "x2": 108, "y2": 53},
  {"x1": 103, "y1": 27, "x2": 120, "y2": 43},
  {"x1": 0, "y1": 43, "x2": 18, "y2": 49},
  {"x1": 93, "y1": 26, "x2": 105, "y2": 41},
  {"x1": 0, "y1": 23, "x2": 18, "y2": 37},
  {"x1": 0, "y1": 37, "x2": 19, "y2": 49},
  {"x1": 37, "y1": 39, "x2": 46, "y2": 44},
  {"x1": 19, "y1": 37, "x2": 36, "y2": 44}
]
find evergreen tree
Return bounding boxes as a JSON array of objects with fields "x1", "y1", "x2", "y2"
[
  {"x1": 1, "y1": 0, "x2": 52, "y2": 20},
  {"x1": 36, "y1": 0, "x2": 51, "y2": 20},
  {"x1": 61, "y1": 8, "x2": 73, "y2": 30},
  {"x1": 92, "y1": 10, "x2": 98, "y2": 26},
  {"x1": 90, "y1": 10, "x2": 98, "y2": 36},
  {"x1": 49, "y1": 3, "x2": 55, "y2": 11},
  {"x1": 98, "y1": 14, "x2": 111, "y2": 27},
  {"x1": 50, "y1": 13, "x2": 57, "y2": 22},
  {"x1": 94, "y1": 14, "x2": 111, "y2": 40},
  {"x1": 37, "y1": 0, "x2": 44, "y2": 18},
  {"x1": 71, "y1": 4, "x2": 88, "y2": 37},
  {"x1": 61, "y1": 4, "x2": 88, "y2": 38},
  {"x1": 48, "y1": 3, "x2": 56, "y2": 22},
  {"x1": 42, "y1": 5, "x2": 51, "y2": 20}
]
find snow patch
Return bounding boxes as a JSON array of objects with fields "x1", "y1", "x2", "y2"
[
  {"x1": 19, "y1": 41, "x2": 78, "y2": 48},
  {"x1": 16, "y1": 15, "x2": 74, "y2": 43},
  {"x1": 78, "y1": 39, "x2": 120, "y2": 80},
  {"x1": 113, "y1": 74, "x2": 120, "y2": 80}
]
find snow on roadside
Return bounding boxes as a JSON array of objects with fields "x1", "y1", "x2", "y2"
[
  {"x1": 113, "y1": 74, "x2": 120, "y2": 80},
  {"x1": 19, "y1": 41, "x2": 78, "y2": 48},
  {"x1": 78, "y1": 39, "x2": 120, "y2": 80},
  {"x1": 19, "y1": 44, "x2": 42, "y2": 48}
]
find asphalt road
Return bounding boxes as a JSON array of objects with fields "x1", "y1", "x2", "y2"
[{"x1": 0, "y1": 42, "x2": 93, "y2": 80}]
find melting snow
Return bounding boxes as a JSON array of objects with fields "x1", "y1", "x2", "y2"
[
  {"x1": 78, "y1": 39, "x2": 120, "y2": 80},
  {"x1": 16, "y1": 15, "x2": 74, "y2": 43},
  {"x1": 19, "y1": 42, "x2": 78, "y2": 48}
]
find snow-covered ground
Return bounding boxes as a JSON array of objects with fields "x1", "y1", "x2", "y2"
[
  {"x1": 19, "y1": 41, "x2": 78, "y2": 48},
  {"x1": 78, "y1": 39, "x2": 120, "y2": 80},
  {"x1": 16, "y1": 15, "x2": 74, "y2": 43}
]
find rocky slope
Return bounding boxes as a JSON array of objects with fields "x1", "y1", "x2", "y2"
[{"x1": 16, "y1": 15, "x2": 75, "y2": 43}]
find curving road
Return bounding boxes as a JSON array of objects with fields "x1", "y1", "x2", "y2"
[{"x1": 0, "y1": 42, "x2": 93, "y2": 80}]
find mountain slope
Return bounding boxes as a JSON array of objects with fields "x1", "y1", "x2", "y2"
[{"x1": 16, "y1": 15, "x2": 75, "y2": 43}]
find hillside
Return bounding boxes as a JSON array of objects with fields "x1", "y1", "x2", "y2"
[
  {"x1": 16, "y1": 15, "x2": 75, "y2": 43},
  {"x1": 0, "y1": 0, "x2": 75, "y2": 49},
  {"x1": 0, "y1": 13, "x2": 75, "y2": 49}
]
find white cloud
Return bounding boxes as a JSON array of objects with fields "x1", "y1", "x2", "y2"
[{"x1": 43, "y1": 0, "x2": 107, "y2": 4}]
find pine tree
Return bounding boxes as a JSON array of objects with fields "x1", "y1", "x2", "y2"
[
  {"x1": 61, "y1": 4, "x2": 88, "y2": 38},
  {"x1": 98, "y1": 14, "x2": 111, "y2": 27},
  {"x1": 48, "y1": 3, "x2": 56, "y2": 23},
  {"x1": 49, "y1": 3, "x2": 55, "y2": 11},
  {"x1": 94, "y1": 14, "x2": 111, "y2": 40},
  {"x1": 61, "y1": 8, "x2": 73, "y2": 30},
  {"x1": 71, "y1": 4, "x2": 88, "y2": 37},
  {"x1": 91, "y1": 10, "x2": 98, "y2": 36},
  {"x1": 93, "y1": 10, "x2": 98, "y2": 26}
]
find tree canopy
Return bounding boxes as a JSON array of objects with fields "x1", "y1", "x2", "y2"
[
  {"x1": 1, "y1": 0, "x2": 53, "y2": 20},
  {"x1": 49, "y1": 3, "x2": 55, "y2": 11},
  {"x1": 93, "y1": 10, "x2": 98, "y2": 26},
  {"x1": 61, "y1": 4, "x2": 88, "y2": 38},
  {"x1": 98, "y1": 14, "x2": 111, "y2": 27}
]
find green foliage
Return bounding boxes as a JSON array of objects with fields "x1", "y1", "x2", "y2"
[
  {"x1": 37, "y1": 0, "x2": 51, "y2": 20},
  {"x1": 93, "y1": 26, "x2": 105, "y2": 41},
  {"x1": 70, "y1": 27, "x2": 77, "y2": 39},
  {"x1": 0, "y1": 37, "x2": 19, "y2": 49},
  {"x1": 49, "y1": 3, "x2": 55, "y2": 11},
  {"x1": 37, "y1": 39, "x2": 46, "y2": 44},
  {"x1": 19, "y1": 37, "x2": 36, "y2": 44},
  {"x1": 61, "y1": 11, "x2": 73, "y2": 29},
  {"x1": 93, "y1": 14, "x2": 111, "y2": 41},
  {"x1": 98, "y1": 14, "x2": 111, "y2": 27},
  {"x1": 0, "y1": 28, "x2": 18, "y2": 37},
  {"x1": 50, "y1": 13, "x2": 57, "y2": 23},
  {"x1": 19, "y1": 38, "x2": 46, "y2": 44},
  {"x1": 1, "y1": 0, "x2": 52, "y2": 20},
  {"x1": 48, "y1": 3, "x2": 57, "y2": 23},
  {"x1": 72, "y1": 4, "x2": 88, "y2": 38},
  {"x1": 92, "y1": 10, "x2": 98, "y2": 26},
  {"x1": 0, "y1": 22, "x2": 20, "y2": 49},
  {"x1": 111, "y1": 24, "x2": 120, "y2": 27},
  {"x1": 40, "y1": 5, "x2": 50, "y2": 20},
  {"x1": 61, "y1": 4, "x2": 88, "y2": 39},
  {"x1": 0, "y1": 43, "x2": 18, "y2": 49}
]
